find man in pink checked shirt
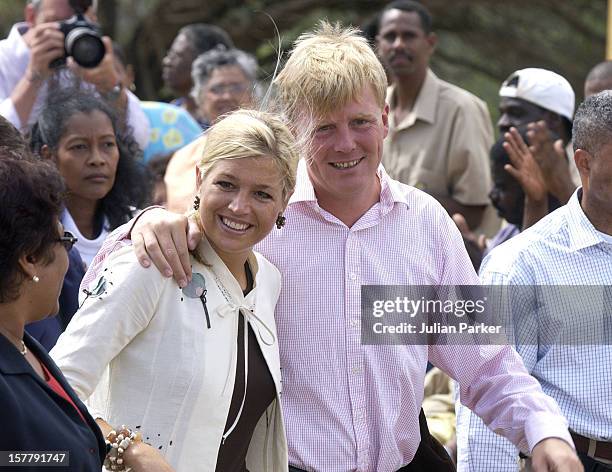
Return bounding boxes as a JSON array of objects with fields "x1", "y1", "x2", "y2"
[{"x1": 83, "y1": 22, "x2": 582, "y2": 472}]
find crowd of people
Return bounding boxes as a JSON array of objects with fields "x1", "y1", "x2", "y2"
[{"x1": 0, "y1": 0, "x2": 610, "y2": 471}]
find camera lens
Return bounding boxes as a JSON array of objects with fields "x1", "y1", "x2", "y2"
[{"x1": 65, "y1": 28, "x2": 105, "y2": 68}]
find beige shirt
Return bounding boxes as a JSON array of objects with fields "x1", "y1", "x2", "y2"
[
  {"x1": 164, "y1": 134, "x2": 208, "y2": 214},
  {"x1": 383, "y1": 69, "x2": 499, "y2": 236}
]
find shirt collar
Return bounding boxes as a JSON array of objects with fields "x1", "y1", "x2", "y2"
[
  {"x1": 387, "y1": 68, "x2": 439, "y2": 128},
  {"x1": 566, "y1": 187, "x2": 608, "y2": 251},
  {"x1": 194, "y1": 234, "x2": 259, "y2": 300},
  {"x1": 288, "y1": 159, "x2": 409, "y2": 210}
]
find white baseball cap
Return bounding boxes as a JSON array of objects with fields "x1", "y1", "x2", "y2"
[{"x1": 499, "y1": 68, "x2": 575, "y2": 121}]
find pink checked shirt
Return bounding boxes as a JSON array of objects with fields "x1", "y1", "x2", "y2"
[{"x1": 84, "y1": 161, "x2": 571, "y2": 472}]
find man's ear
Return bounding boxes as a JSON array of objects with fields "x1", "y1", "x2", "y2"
[
  {"x1": 427, "y1": 32, "x2": 438, "y2": 52},
  {"x1": 574, "y1": 148, "x2": 591, "y2": 180}
]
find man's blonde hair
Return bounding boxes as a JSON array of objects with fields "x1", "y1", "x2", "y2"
[
  {"x1": 274, "y1": 21, "x2": 388, "y2": 125},
  {"x1": 198, "y1": 109, "x2": 299, "y2": 202}
]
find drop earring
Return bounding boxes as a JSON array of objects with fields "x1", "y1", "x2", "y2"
[
  {"x1": 275, "y1": 214, "x2": 286, "y2": 229},
  {"x1": 193, "y1": 195, "x2": 200, "y2": 211}
]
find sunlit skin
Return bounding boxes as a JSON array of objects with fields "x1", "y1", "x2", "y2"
[
  {"x1": 304, "y1": 86, "x2": 389, "y2": 227},
  {"x1": 195, "y1": 156, "x2": 286, "y2": 281}
]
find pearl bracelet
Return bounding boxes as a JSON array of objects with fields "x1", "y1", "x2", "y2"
[{"x1": 103, "y1": 425, "x2": 142, "y2": 471}]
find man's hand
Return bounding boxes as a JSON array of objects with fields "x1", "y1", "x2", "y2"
[
  {"x1": 526, "y1": 121, "x2": 576, "y2": 203},
  {"x1": 530, "y1": 438, "x2": 583, "y2": 472},
  {"x1": 503, "y1": 127, "x2": 547, "y2": 203},
  {"x1": 131, "y1": 208, "x2": 202, "y2": 287},
  {"x1": 452, "y1": 213, "x2": 487, "y2": 253},
  {"x1": 24, "y1": 22, "x2": 65, "y2": 82}
]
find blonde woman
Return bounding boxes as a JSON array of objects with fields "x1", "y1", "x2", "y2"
[{"x1": 51, "y1": 109, "x2": 299, "y2": 471}]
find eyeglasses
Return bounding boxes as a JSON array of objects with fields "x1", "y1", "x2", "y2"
[
  {"x1": 206, "y1": 83, "x2": 249, "y2": 96},
  {"x1": 57, "y1": 231, "x2": 78, "y2": 252}
]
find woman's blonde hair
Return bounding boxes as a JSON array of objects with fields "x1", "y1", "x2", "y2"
[{"x1": 197, "y1": 109, "x2": 299, "y2": 202}]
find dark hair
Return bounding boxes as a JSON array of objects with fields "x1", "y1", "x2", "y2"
[
  {"x1": 0, "y1": 116, "x2": 28, "y2": 159},
  {"x1": 29, "y1": 86, "x2": 151, "y2": 231},
  {"x1": 146, "y1": 152, "x2": 172, "y2": 182},
  {"x1": 378, "y1": 0, "x2": 433, "y2": 35},
  {"x1": 179, "y1": 24, "x2": 233, "y2": 56},
  {"x1": 0, "y1": 157, "x2": 66, "y2": 303},
  {"x1": 573, "y1": 90, "x2": 612, "y2": 155}
]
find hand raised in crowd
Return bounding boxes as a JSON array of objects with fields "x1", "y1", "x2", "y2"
[
  {"x1": 23, "y1": 22, "x2": 65, "y2": 82},
  {"x1": 503, "y1": 127, "x2": 547, "y2": 203},
  {"x1": 131, "y1": 208, "x2": 202, "y2": 287},
  {"x1": 526, "y1": 121, "x2": 576, "y2": 203},
  {"x1": 530, "y1": 437, "x2": 584, "y2": 472}
]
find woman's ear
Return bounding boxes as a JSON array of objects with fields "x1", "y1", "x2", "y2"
[
  {"x1": 40, "y1": 144, "x2": 55, "y2": 163},
  {"x1": 195, "y1": 166, "x2": 203, "y2": 189},
  {"x1": 17, "y1": 253, "x2": 39, "y2": 282}
]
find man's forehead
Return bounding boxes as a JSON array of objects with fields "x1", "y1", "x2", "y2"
[
  {"x1": 35, "y1": 0, "x2": 74, "y2": 22},
  {"x1": 499, "y1": 96, "x2": 544, "y2": 114},
  {"x1": 379, "y1": 9, "x2": 425, "y2": 33}
]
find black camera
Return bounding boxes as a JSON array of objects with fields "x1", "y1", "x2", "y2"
[{"x1": 50, "y1": 14, "x2": 105, "y2": 69}]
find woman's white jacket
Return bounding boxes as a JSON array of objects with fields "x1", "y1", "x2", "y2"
[{"x1": 51, "y1": 237, "x2": 288, "y2": 471}]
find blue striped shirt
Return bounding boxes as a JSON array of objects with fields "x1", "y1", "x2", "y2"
[{"x1": 457, "y1": 189, "x2": 612, "y2": 471}]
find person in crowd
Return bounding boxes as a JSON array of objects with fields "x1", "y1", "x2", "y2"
[
  {"x1": 0, "y1": 114, "x2": 84, "y2": 350},
  {"x1": 147, "y1": 152, "x2": 173, "y2": 207},
  {"x1": 584, "y1": 61, "x2": 612, "y2": 97},
  {"x1": 457, "y1": 91, "x2": 612, "y2": 472},
  {"x1": 51, "y1": 109, "x2": 298, "y2": 471},
  {"x1": 164, "y1": 47, "x2": 258, "y2": 213},
  {"x1": 84, "y1": 22, "x2": 583, "y2": 472},
  {"x1": 457, "y1": 67, "x2": 577, "y2": 256},
  {"x1": 112, "y1": 41, "x2": 136, "y2": 95},
  {"x1": 162, "y1": 23, "x2": 233, "y2": 123},
  {"x1": 0, "y1": 155, "x2": 107, "y2": 469},
  {"x1": 374, "y1": 0, "x2": 496, "y2": 235},
  {"x1": 497, "y1": 67, "x2": 578, "y2": 204},
  {"x1": 0, "y1": 0, "x2": 149, "y2": 150},
  {"x1": 30, "y1": 87, "x2": 150, "y2": 271}
]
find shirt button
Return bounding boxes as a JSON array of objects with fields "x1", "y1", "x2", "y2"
[
  {"x1": 352, "y1": 366, "x2": 362, "y2": 375},
  {"x1": 349, "y1": 273, "x2": 357, "y2": 280},
  {"x1": 350, "y1": 319, "x2": 359, "y2": 327}
]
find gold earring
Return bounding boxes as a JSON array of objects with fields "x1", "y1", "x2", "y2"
[
  {"x1": 32, "y1": 275, "x2": 40, "y2": 283},
  {"x1": 193, "y1": 195, "x2": 200, "y2": 211},
  {"x1": 276, "y1": 214, "x2": 286, "y2": 229}
]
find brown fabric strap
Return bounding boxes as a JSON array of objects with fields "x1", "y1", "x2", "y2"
[{"x1": 571, "y1": 432, "x2": 612, "y2": 461}]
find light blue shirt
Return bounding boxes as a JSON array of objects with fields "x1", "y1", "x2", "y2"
[{"x1": 456, "y1": 189, "x2": 612, "y2": 471}]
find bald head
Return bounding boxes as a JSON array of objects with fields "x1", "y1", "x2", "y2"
[{"x1": 585, "y1": 61, "x2": 612, "y2": 98}]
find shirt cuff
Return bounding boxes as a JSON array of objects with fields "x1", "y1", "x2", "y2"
[
  {"x1": 0, "y1": 98, "x2": 22, "y2": 130},
  {"x1": 525, "y1": 411, "x2": 575, "y2": 453}
]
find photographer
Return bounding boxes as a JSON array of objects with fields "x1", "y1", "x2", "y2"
[{"x1": 0, "y1": 0, "x2": 149, "y2": 149}]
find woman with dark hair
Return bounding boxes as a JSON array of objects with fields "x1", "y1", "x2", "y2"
[
  {"x1": 30, "y1": 87, "x2": 150, "y2": 269},
  {"x1": 0, "y1": 155, "x2": 106, "y2": 468}
]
